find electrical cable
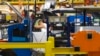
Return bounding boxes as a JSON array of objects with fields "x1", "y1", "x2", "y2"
[
  {"x1": 34, "y1": 0, "x2": 36, "y2": 18},
  {"x1": 72, "y1": 0, "x2": 74, "y2": 8},
  {"x1": 26, "y1": 0, "x2": 33, "y2": 42},
  {"x1": 27, "y1": 0, "x2": 29, "y2": 17}
]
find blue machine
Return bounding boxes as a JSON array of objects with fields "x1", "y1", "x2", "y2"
[
  {"x1": 67, "y1": 15, "x2": 91, "y2": 24},
  {"x1": 8, "y1": 19, "x2": 32, "y2": 56},
  {"x1": 67, "y1": 15, "x2": 92, "y2": 33},
  {"x1": 8, "y1": 19, "x2": 29, "y2": 42}
]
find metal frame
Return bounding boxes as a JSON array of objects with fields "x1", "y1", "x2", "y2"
[{"x1": 0, "y1": 37, "x2": 87, "y2": 56}]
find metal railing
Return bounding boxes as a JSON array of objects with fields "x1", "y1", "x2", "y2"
[
  {"x1": 0, "y1": 0, "x2": 84, "y2": 5},
  {"x1": 0, "y1": 36, "x2": 87, "y2": 56}
]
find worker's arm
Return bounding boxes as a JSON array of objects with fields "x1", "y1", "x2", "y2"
[{"x1": 34, "y1": 24, "x2": 45, "y2": 29}]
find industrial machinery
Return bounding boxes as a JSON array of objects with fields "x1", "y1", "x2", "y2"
[
  {"x1": 71, "y1": 27, "x2": 100, "y2": 56},
  {"x1": 48, "y1": 16, "x2": 71, "y2": 47},
  {"x1": 1, "y1": 0, "x2": 100, "y2": 56},
  {"x1": 7, "y1": 18, "x2": 32, "y2": 56},
  {"x1": 0, "y1": 2, "x2": 20, "y2": 41},
  {"x1": 70, "y1": 6, "x2": 100, "y2": 56},
  {"x1": 0, "y1": 1, "x2": 33, "y2": 56}
]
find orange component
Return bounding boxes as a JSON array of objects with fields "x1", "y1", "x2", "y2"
[
  {"x1": 71, "y1": 31, "x2": 100, "y2": 56},
  {"x1": 88, "y1": 51, "x2": 100, "y2": 56},
  {"x1": 71, "y1": 31, "x2": 100, "y2": 52}
]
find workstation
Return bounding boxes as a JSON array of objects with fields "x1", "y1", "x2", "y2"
[{"x1": 0, "y1": 0, "x2": 100, "y2": 56}]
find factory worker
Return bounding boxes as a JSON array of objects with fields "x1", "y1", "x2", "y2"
[
  {"x1": 56, "y1": 0, "x2": 72, "y2": 16},
  {"x1": 86, "y1": 13, "x2": 93, "y2": 19},
  {"x1": 9, "y1": 7, "x2": 15, "y2": 13},
  {"x1": 34, "y1": 19, "x2": 47, "y2": 32},
  {"x1": 66, "y1": 2, "x2": 72, "y2": 8},
  {"x1": 59, "y1": 0, "x2": 71, "y2": 8},
  {"x1": 86, "y1": 13, "x2": 93, "y2": 25}
]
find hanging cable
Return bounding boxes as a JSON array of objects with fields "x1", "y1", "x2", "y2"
[
  {"x1": 34, "y1": 0, "x2": 36, "y2": 18},
  {"x1": 26, "y1": 0, "x2": 32, "y2": 42},
  {"x1": 72, "y1": 0, "x2": 74, "y2": 7},
  {"x1": 27, "y1": 0, "x2": 29, "y2": 17}
]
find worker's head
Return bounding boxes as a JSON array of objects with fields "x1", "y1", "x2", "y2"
[
  {"x1": 9, "y1": 7, "x2": 13, "y2": 12},
  {"x1": 38, "y1": 19, "x2": 43, "y2": 25},
  {"x1": 36, "y1": 7, "x2": 40, "y2": 12}
]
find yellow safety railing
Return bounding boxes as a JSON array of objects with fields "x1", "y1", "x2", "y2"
[
  {"x1": 0, "y1": 0, "x2": 84, "y2": 5},
  {"x1": 0, "y1": 37, "x2": 87, "y2": 56}
]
